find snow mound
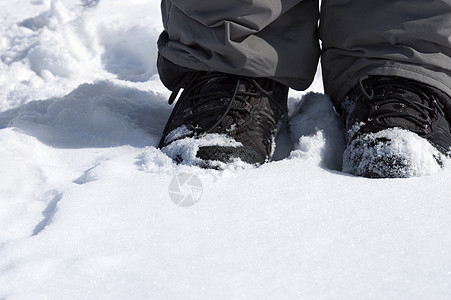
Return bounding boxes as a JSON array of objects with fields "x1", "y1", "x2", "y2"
[
  {"x1": 0, "y1": 81, "x2": 170, "y2": 148},
  {"x1": 343, "y1": 128, "x2": 447, "y2": 178},
  {"x1": 161, "y1": 131, "x2": 247, "y2": 168},
  {"x1": 288, "y1": 92, "x2": 345, "y2": 170},
  {"x1": 0, "y1": 0, "x2": 164, "y2": 110}
]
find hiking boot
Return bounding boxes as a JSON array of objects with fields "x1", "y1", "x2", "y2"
[
  {"x1": 342, "y1": 76, "x2": 451, "y2": 178},
  {"x1": 158, "y1": 72, "x2": 288, "y2": 167}
]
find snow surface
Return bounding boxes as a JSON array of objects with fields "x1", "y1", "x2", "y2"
[{"x1": 1, "y1": 1, "x2": 451, "y2": 299}]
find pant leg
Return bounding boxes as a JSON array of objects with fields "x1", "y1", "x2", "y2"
[
  {"x1": 158, "y1": 0, "x2": 320, "y2": 90},
  {"x1": 320, "y1": 0, "x2": 451, "y2": 108}
]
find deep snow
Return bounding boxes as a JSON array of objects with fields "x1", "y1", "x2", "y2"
[{"x1": 1, "y1": 1, "x2": 451, "y2": 299}]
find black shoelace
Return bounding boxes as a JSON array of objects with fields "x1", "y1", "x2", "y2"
[
  {"x1": 160, "y1": 72, "x2": 283, "y2": 148},
  {"x1": 358, "y1": 76, "x2": 445, "y2": 134}
]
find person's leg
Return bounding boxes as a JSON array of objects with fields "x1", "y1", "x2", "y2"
[
  {"x1": 320, "y1": 0, "x2": 451, "y2": 106},
  {"x1": 158, "y1": 0, "x2": 320, "y2": 167},
  {"x1": 158, "y1": 0, "x2": 320, "y2": 91},
  {"x1": 320, "y1": 0, "x2": 451, "y2": 177}
]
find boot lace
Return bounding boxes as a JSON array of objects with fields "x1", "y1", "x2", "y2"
[
  {"x1": 161, "y1": 72, "x2": 284, "y2": 145},
  {"x1": 358, "y1": 76, "x2": 445, "y2": 134}
]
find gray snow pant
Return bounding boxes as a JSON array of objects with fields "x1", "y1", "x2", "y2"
[{"x1": 158, "y1": 0, "x2": 451, "y2": 107}]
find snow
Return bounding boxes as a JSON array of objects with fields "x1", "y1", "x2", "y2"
[
  {"x1": 1, "y1": 1, "x2": 451, "y2": 299},
  {"x1": 343, "y1": 128, "x2": 447, "y2": 178}
]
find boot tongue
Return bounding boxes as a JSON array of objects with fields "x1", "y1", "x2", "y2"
[
  {"x1": 377, "y1": 91, "x2": 429, "y2": 132},
  {"x1": 192, "y1": 76, "x2": 240, "y2": 132},
  {"x1": 199, "y1": 75, "x2": 238, "y2": 95}
]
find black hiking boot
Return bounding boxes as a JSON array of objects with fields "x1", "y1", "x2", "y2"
[
  {"x1": 158, "y1": 72, "x2": 288, "y2": 167},
  {"x1": 342, "y1": 76, "x2": 451, "y2": 178}
]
